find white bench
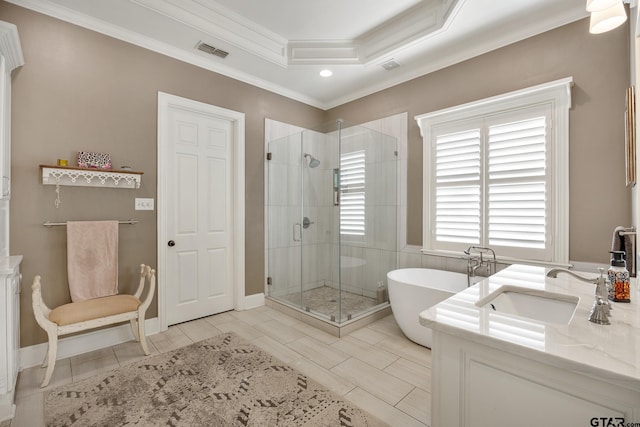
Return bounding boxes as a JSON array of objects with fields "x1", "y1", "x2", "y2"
[{"x1": 31, "y1": 264, "x2": 155, "y2": 387}]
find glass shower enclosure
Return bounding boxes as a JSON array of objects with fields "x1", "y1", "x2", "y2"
[{"x1": 267, "y1": 121, "x2": 397, "y2": 324}]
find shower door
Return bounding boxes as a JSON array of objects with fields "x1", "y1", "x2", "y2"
[
  {"x1": 267, "y1": 129, "x2": 334, "y2": 320},
  {"x1": 267, "y1": 132, "x2": 303, "y2": 308}
]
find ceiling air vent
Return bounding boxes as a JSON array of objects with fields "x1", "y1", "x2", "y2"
[
  {"x1": 380, "y1": 59, "x2": 400, "y2": 71},
  {"x1": 196, "y1": 41, "x2": 229, "y2": 59}
]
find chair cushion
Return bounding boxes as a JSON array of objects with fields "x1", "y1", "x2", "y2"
[{"x1": 49, "y1": 294, "x2": 141, "y2": 326}]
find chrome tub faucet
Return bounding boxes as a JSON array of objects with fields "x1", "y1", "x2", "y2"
[{"x1": 465, "y1": 246, "x2": 496, "y2": 286}]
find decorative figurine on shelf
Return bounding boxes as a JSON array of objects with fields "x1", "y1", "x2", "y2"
[{"x1": 77, "y1": 151, "x2": 112, "y2": 170}]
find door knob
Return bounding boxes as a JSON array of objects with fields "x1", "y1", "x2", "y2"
[{"x1": 168, "y1": 240, "x2": 175, "y2": 247}]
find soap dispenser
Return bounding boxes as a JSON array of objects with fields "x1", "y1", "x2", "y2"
[{"x1": 608, "y1": 251, "x2": 631, "y2": 302}]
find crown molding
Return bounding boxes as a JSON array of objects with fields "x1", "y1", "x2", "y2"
[
  {"x1": 322, "y1": 8, "x2": 587, "y2": 110},
  {"x1": 132, "y1": 0, "x2": 289, "y2": 67},
  {"x1": 288, "y1": 0, "x2": 463, "y2": 65},
  {"x1": 288, "y1": 41, "x2": 362, "y2": 64},
  {"x1": 4, "y1": 0, "x2": 590, "y2": 111},
  {"x1": 0, "y1": 21, "x2": 24, "y2": 72},
  {"x1": 359, "y1": 0, "x2": 461, "y2": 64},
  {"x1": 4, "y1": 0, "x2": 325, "y2": 108},
  {"x1": 134, "y1": 0, "x2": 463, "y2": 66}
]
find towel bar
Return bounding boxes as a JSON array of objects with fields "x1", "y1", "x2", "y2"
[
  {"x1": 620, "y1": 228, "x2": 637, "y2": 236},
  {"x1": 43, "y1": 219, "x2": 139, "y2": 227}
]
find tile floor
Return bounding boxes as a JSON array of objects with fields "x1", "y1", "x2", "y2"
[{"x1": 11, "y1": 306, "x2": 431, "y2": 427}]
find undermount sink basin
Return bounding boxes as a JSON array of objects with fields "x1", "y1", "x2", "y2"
[{"x1": 475, "y1": 286, "x2": 579, "y2": 324}]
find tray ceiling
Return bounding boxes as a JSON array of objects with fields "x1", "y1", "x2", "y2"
[{"x1": 6, "y1": 0, "x2": 588, "y2": 109}]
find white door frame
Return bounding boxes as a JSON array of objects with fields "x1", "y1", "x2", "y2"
[{"x1": 157, "y1": 92, "x2": 245, "y2": 331}]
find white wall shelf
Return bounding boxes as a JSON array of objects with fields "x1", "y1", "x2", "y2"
[{"x1": 40, "y1": 165, "x2": 143, "y2": 189}]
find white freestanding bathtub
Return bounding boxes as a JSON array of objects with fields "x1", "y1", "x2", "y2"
[{"x1": 387, "y1": 268, "x2": 469, "y2": 348}]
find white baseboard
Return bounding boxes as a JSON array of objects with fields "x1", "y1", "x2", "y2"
[
  {"x1": 19, "y1": 317, "x2": 160, "y2": 370},
  {"x1": 240, "y1": 292, "x2": 264, "y2": 310}
]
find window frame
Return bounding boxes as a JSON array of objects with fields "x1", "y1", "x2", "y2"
[{"x1": 415, "y1": 77, "x2": 573, "y2": 265}]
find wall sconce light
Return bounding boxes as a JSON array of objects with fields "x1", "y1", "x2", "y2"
[
  {"x1": 586, "y1": 0, "x2": 620, "y2": 12},
  {"x1": 588, "y1": 0, "x2": 628, "y2": 34}
]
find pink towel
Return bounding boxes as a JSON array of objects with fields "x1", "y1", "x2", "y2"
[{"x1": 67, "y1": 220, "x2": 119, "y2": 302}]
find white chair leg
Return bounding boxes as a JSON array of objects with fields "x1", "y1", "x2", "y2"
[
  {"x1": 41, "y1": 342, "x2": 49, "y2": 368},
  {"x1": 130, "y1": 319, "x2": 140, "y2": 341},
  {"x1": 137, "y1": 314, "x2": 150, "y2": 355},
  {"x1": 41, "y1": 332, "x2": 58, "y2": 388}
]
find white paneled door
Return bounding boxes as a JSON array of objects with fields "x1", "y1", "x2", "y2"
[{"x1": 159, "y1": 94, "x2": 241, "y2": 326}]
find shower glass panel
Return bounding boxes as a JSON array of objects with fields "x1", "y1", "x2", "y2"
[
  {"x1": 267, "y1": 133, "x2": 302, "y2": 308},
  {"x1": 267, "y1": 121, "x2": 397, "y2": 324}
]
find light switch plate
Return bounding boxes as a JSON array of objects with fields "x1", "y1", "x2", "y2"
[{"x1": 135, "y1": 198, "x2": 154, "y2": 211}]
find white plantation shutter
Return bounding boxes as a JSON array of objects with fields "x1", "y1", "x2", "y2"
[
  {"x1": 340, "y1": 150, "x2": 365, "y2": 236},
  {"x1": 488, "y1": 117, "x2": 547, "y2": 249},
  {"x1": 434, "y1": 129, "x2": 481, "y2": 244}
]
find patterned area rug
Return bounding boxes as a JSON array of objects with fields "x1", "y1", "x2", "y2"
[{"x1": 44, "y1": 332, "x2": 386, "y2": 426}]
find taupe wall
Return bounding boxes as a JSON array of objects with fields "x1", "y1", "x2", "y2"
[
  {"x1": 3, "y1": 0, "x2": 631, "y2": 349},
  {"x1": 2, "y1": 2, "x2": 324, "y2": 347},
  {"x1": 326, "y1": 18, "x2": 631, "y2": 264}
]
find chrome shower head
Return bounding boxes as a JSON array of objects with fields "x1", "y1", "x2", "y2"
[{"x1": 304, "y1": 153, "x2": 320, "y2": 168}]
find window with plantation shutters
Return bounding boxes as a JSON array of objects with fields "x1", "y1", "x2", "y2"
[
  {"x1": 340, "y1": 150, "x2": 365, "y2": 236},
  {"x1": 416, "y1": 77, "x2": 572, "y2": 264}
]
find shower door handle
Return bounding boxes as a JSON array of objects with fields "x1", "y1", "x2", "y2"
[{"x1": 293, "y1": 223, "x2": 302, "y2": 242}]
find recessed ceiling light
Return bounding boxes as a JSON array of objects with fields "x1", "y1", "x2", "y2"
[{"x1": 320, "y1": 69, "x2": 333, "y2": 77}]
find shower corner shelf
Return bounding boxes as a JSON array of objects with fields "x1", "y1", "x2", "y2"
[{"x1": 40, "y1": 164, "x2": 143, "y2": 189}]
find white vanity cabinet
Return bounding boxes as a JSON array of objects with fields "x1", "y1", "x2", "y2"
[
  {"x1": 420, "y1": 264, "x2": 640, "y2": 427},
  {"x1": 0, "y1": 256, "x2": 21, "y2": 422},
  {"x1": 431, "y1": 332, "x2": 640, "y2": 427}
]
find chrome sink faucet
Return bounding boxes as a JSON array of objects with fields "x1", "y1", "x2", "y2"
[
  {"x1": 546, "y1": 267, "x2": 610, "y2": 325},
  {"x1": 546, "y1": 268, "x2": 600, "y2": 283},
  {"x1": 464, "y1": 246, "x2": 496, "y2": 286}
]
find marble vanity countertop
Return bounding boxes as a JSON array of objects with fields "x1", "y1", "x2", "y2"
[{"x1": 419, "y1": 264, "x2": 640, "y2": 390}]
